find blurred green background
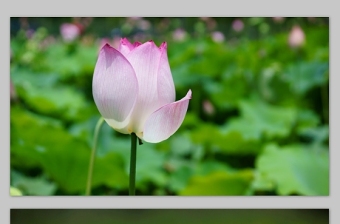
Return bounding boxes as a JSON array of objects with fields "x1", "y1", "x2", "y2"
[
  {"x1": 10, "y1": 17, "x2": 329, "y2": 196},
  {"x1": 10, "y1": 209, "x2": 329, "y2": 224}
]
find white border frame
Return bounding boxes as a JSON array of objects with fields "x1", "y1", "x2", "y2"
[{"x1": 2, "y1": 1, "x2": 338, "y2": 223}]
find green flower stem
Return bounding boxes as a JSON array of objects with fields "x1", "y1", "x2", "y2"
[
  {"x1": 129, "y1": 133, "x2": 138, "y2": 195},
  {"x1": 86, "y1": 117, "x2": 105, "y2": 196}
]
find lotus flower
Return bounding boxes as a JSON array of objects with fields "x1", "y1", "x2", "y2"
[
  {"x1": 232, "y1": 19, "x2": 244, "y2": 32},
  {"x1": 60, "y1": 23, "x2": 81, "y2": 42},
  {"x1": 92, "y1": 38, "x2": 192, "y2": 143},
  {"x1": 211, "y1": 31, "x2": 225, "y2": 43},
  {"x1": 288, "y1": 25, "x2": 305, "y2": 48}
]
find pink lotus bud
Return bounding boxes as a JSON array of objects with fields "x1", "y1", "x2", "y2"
[
  {"x1": 288, "y1": 25, "x2": 305, "y2": 48},
  {"x1": 232, "y1": 19, "x2": 244, "y2": 32},
  {"x1": 92, "y1": 38, "x2": 192, "y2": 143},
  {"x1": 60, "y1": 23, "x2": 81, "y2": 42},
  {"x1": 211, "y1": 31, "x2": 225, "y2": 43},
  {"x1": 272, "y1": 17, "x2": 285, "y2": 23},
  {"x1": 172, "y1": 28, "x2": 187, "y2": 42},
  {"x1": 203, "y1": 100, "x2": 215, "y2": 115}
]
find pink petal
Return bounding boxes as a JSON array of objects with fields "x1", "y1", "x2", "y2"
[
  {"x1": 133, "y1": 41, "x2": 142, "y2": 47},
  {"x1": 142, "y1": 90, "x2": 192, "y2": 143},
  {"x1": 118, "y1": 39, "x2": 143, "y2": 57},
  {"x1": 118, "y1": 38, "x2": 134, "y2": 56},
  {"x1": 92, "y1": 44, "x2": 138, "y2": 132},
  {"x1": 125, "y1": 41, "x2": 165, "y2": 133},
  {"x1": 157, "y1": 42, "x2": 176, "y2": 105}
]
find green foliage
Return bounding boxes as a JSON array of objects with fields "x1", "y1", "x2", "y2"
[
  {"x1": 10, "y1": 186, "x2": 23, "y2": 196},
  {"x1": 10, "y1": 17, "x2": 329, "y2": 196},
  {"x1": 11, "y1": 170, "x2": 57, "y2": 196},
  {"x1": 256, "y1": 143, "x2": 329, "y2": 195},
  {"x1": 180, "y1": 169, "x2": 254, "y2": 195},
  {"x1": 283, "y1": 61, "x2": 329, "y2": 95}
]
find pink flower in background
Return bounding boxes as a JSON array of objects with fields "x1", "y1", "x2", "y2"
[
  {"x1": 172, "y1": 28, "x2": 187, "y2": 42},
  {"x1": 200, "y1": 17, "x2": 217, "y2": 30},
  {"x1": 211, "y1": 31, "x2": 225, "y2": 43},
  {"x1": 272, "y1": 17, "x2": 285, "y2": 23},
  {"x1": 60, "y1": 23, "x2": 81, "y2": 42},
  {"x1": 92, "y1": 38, "x2": 192, "y2": 143},
  {"x1": 203, "y1": 100, "x2": 215, "y2": 115},
  {"x1": 126, "y1": 17, "x2": 151, "y2": 31},
  {"x1": 232, "y1": 19, "x2": 244, "y2": 32},
  {"x1": 288, "y1": 25, "x2": 305, "y2": 48},
  {"x1": 128, "y1": 17, "x2": 143, "y2": 21},
  {"x1": 137, "y1": 19, "x2": 151, "y2": 31},
  {"x1": 26, "y1": 29, "x2": 35, "y2": 39}
]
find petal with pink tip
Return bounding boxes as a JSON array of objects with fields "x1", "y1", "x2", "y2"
[
  {"x1": 118, "y1": 38, "x2": 134, "y2": 56},
  {"x1": 142, "y1": 90, "x2": 192, "y2": 143},
  {"x1": 157, "y1": 42, "x2": 176, "y2": 105},
  {"x1": 92, "y1": 44, "x2": 138, "y2": 131},
  {"x1": 133, "y1": 41, "x2": 142, "y2": 47}
]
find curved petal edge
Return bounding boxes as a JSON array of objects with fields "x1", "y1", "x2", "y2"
[
  {"x1": 142, "y1": 90, "x2": 192, "y2": 143},
  {"x1": 92, "y1": 44, "x2": 138, "y2": 131}
]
